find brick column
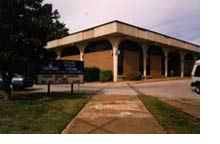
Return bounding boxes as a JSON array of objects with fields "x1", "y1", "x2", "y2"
[{"x1": 109, "y1": 37, "x2": 121, "y2": 82}]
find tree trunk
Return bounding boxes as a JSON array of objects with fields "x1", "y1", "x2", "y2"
[{"x1": 2, "y1": 71, "x2": 13, "y2": 100}]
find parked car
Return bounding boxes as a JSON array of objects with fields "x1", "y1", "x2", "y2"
[
  {"x1": 191, "y1": 60, "x2": 200, "y2": 93},
  {"x1": 0, "y1": 73, "x2": 33, "y2": 90}
]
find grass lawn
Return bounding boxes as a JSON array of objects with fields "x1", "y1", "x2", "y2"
[
  {"x1": 138, "y1": 95, "x2": 200, "y2": 134},
  {"x1": 0, "y1": 91, "x2": 90, "y2": 134}
]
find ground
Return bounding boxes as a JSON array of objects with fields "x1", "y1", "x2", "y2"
[
  {"x1": 0, "y1": 79, "x2": 200, "y2": 134},
  {"x1": 31, "y1": 79, "x2": 200, "y2": 118}
]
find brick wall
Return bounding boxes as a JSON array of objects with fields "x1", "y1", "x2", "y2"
[
  {"x1": 84, "y1": 50, "x2": 113, "y2": 71},
  {"x1": 184, "y1": 60, "x2": 195, "y2": 76},
  {"x1": 61, "y1": 55, "x2": 80, "y2": 61},
  {"x1": 123, "y1": 50, "x2": 139, "y2": 78},
  {"x1": 150, "y1": 55, "x2": 162, "y2": 78}
]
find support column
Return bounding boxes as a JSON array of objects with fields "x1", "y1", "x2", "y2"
[
  {"x1": 163, "y1": 48, "x2": 169, "y2": 77},
  {"x1": 77, "y1": 44, "x2": 86, "y2": 61},
  {"x1": 54, "y1": 48, "x2": 62, "y2": 59},
  {"x1": 180, "y1": 52, "x2": 185, "y2": 77},
  {"x1": 109, "y1": 37, "x2": 121, "y2": 82},
  {"x1": 141, "y1": 44, "x2": 148, "y2": 78}
]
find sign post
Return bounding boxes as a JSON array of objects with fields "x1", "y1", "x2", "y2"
[{"x1": 37, "y1": 60, "x2": 84, "y2": 95}]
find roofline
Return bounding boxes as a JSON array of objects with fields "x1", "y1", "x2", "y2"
[{"x1": 62, "y1": 20, "x2": 200, "y2": 48}]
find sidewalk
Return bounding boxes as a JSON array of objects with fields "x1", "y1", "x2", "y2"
[{"x1": 62, "y1": 94, "x2": 165, "y2": 134}]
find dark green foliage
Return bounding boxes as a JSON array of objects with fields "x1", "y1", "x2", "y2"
[
  {"x1": 100, "y1": 70, "x2": 112, "y2": 82},
  {"x1": 0, "y1": 0, "x2": 69, "y2": 99},
  {"x1": 130, "y1": 71, "x2": 142, "y2": 80},
  {"x1": 84, "y1": 67, "x2": 100, "y2": 82}
]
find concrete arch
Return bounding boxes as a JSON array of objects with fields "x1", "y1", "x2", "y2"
[
  {"x1": 168, "y1": 51, "x2": 181, "y2": 76},
  {"x1": 84, "y1": 40, "x2": 112, "y2": 53},
  {"x1": 147, "y1": 45, "x2": 165, "y2": 77},
  {"x1": 184, "y1": 53, "x2": 195, "y2": 76},
  {"x1": 118, "y1": 40, "x2": 143, "y2": 78},
  {"x1": 60, "y1": 46, "x2": 80, "y2": 60},
  {"x1": 84, "y1": 40, "x2": 113, "y2": 70}
]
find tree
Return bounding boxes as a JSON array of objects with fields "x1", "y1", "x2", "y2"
[{"x1": 0, "y1": 0, "x2": 69, "y2": 100}]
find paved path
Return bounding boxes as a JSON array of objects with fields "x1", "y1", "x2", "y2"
[
  {"x1": 30, "y1": 79, "x2": 200, "y2": 118},
  {"x1": 62, "y1": 94, "x2": 164, "y2": 134}
]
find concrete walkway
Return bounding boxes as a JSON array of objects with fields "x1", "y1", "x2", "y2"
[{"x1": 62, "y1": 94, "x2": 164, "y2": 134}]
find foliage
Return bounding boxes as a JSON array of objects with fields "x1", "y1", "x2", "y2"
[
  {"x1": 0, "y1": 0, "x2": 69, "y2": 99},
  {"x1": 99, "y1": 70, "x2": 112, "y2": 82},
  {"x1": 130, "y1": 71, "x2": 142, "y2": 80},
  {"x1": 84, "y1": 67, "x2": 100, "y2": 82}
]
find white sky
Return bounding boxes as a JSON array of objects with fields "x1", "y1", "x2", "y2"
[{"x1": 45, "y1": 0, "x2": 200, "y2": 45}]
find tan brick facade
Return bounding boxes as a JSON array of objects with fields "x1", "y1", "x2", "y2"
[
  {"x1": 84, "y1": 50, "x2": 113, "y2": 71},
  {"x1": 61, "y1": 55, "x2": 80, "y2": 61},
  {"x1": 123, "y1": 50, "x2": 139, "y2": 78},
  {"x1": 184, "y1": 60, "x2": 194, "y2": 75},
  {"x1": 150, "y1": 55, "x2": 162, "y2": 78}
]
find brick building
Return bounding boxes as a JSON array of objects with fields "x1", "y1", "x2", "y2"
[{"x1": 46, "y1": 21, "x2": 200, "y2": 82}]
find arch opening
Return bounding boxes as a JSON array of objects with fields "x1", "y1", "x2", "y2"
[
  {"x1": 147, "y1": 45, "x2": 164, "y2": 78},
  {"x1": 118, "y1": 40, "x2": 143, "y2": 78}
]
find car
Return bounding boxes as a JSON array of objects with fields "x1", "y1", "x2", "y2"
[
  {"x1": 0, "y1": 73, "x2": 33, "y2": 90},
  {"x1": 191, "y1": 60, "x2": 200, "y2": 94}
]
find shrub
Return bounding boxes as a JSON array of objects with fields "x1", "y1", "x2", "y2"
[
  {"x1": 130, "y1": 71, "x2": 142, "y2": 80},
  {"x1": 100, "y1": 70, "x2": 112, "y2": 82},
  {"x1": 169, "y1": 70, "x2": 175, "y2": 77},
  {"x1": 84, "y1": 67, "x2": 100, "y2": 82}
]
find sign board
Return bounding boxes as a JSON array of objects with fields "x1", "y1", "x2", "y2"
[{"x1": 37, "y1": 60, "x2": 84, "y2": 84}]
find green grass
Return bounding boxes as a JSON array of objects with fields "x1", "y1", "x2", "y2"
[
  {"x1": 138, "y1": 95, "x2": 200, "y2": 134},
  {"x1": 0, "y1": 91, "x2": 90, "y2": 134}
]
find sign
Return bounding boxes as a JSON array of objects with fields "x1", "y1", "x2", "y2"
[{"x1": 37, "y1": 60, "x2": 84, "y2": 84}]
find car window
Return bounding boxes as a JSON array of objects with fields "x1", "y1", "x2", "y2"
[{"x1": 195, "y1": 65, "x2": 200, "y2": 77}]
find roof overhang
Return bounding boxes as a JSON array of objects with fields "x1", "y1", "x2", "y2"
[{"x1": 46, "y1": 21, "x2": 200, "y2": 53}]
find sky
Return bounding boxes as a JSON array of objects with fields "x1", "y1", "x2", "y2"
[{"x1": 44, "y1": 0, "x2": 200, "y2": 45}]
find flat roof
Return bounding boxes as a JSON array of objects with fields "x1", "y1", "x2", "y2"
[{"x1": 46, "y1": 20, "x2": 200, "y2": 53}]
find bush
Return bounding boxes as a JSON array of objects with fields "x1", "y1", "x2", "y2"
[
  {"x1": 84, "y1": 67, "x2": 100, "y2": 82},
  {"x1": 130, "y1": 71, "x2": 142, "y2": 80},
  {"x1": 169, "y1": 70, "x2": 175, "y2": 77},
  {"x1": 100, "y1": 70, "x2": 112, "y2": 82}
]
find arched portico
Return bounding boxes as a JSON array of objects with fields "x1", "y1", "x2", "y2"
[
  {"x1": 60, "y1": 46, "x2": 80, "y2": 60},
  {"x1": 147, "y1": 45, "x2": 165, "y2": 78},
  {"x1": 118, "y1": 40, "x2": 143, "y2": 79},
  {"x1": 168, "y1": 51, "x2": 181, "y2": 76},
  {"x1": 184, "y1": 53, "x2": 195, "y2": 76},
  {"x1": 84, "y1": 40, "x2": 113, "y2": 70}
]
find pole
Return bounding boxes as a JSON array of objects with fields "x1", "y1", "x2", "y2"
[
  {"x1": 47, "y1": 83, "x2": 50, "y2": 96},
  {"x1": 71, "y1": 83, "x2": 74, "y2": 95}
]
